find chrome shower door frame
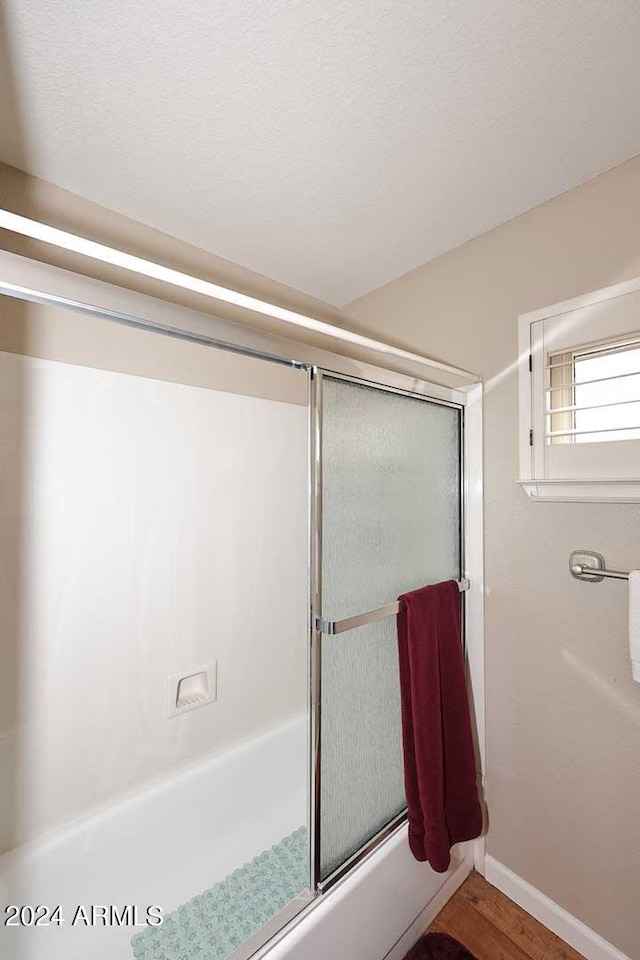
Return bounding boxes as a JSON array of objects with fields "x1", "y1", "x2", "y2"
[
  {"x1": 0, "y1": 249, "x2": 483, "y2": 955},
  {"x1": 308, "y1": 367, "x2": 466, "y2": 894}
]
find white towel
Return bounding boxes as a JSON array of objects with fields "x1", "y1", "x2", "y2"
[{"x1": 629, "y1": 571, "x2": 640, "y2": 683}]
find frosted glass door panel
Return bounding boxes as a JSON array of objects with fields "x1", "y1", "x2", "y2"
[
  {"x1": 319, "y1": 376, "x2": 461, "y2": 879},
  {"x1": 320, "y1": 616, "x2": 406, "y2": 879},
  {"x1": 322, "y1": 378, "x2": 461, "y2": 618}
]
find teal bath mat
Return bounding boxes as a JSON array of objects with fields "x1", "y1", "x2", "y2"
[{"x1": 131, "y1": 826, "x2": 308, "y2": 960}]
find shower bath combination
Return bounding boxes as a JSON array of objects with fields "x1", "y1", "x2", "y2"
[{"x1": 0, "y1": 252, "x2": 484, "y2": 960}]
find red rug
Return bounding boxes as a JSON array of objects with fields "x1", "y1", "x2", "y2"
[{"x1": 405, "y1": 932, "x2": 477, "y2": 959}]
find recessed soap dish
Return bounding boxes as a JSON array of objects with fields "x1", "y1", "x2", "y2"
[{"x1": 167, "y1": 663, "x2": 217, "y2": 718}]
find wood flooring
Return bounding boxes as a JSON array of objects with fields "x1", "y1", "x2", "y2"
[{"x1": 424, "y1": 871, "x2": 586, "y2": 960}]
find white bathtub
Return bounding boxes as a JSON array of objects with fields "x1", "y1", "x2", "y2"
[
  {"x1": 0, "y1": 709, "x2": 473, "y2": 960},
  {"x1": 0, "y1": 715, "x2": 308, "y2": 960}
]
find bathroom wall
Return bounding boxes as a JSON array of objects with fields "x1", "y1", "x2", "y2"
[
  {"x1": 0, "y1": 160, "x2": 467, "y2": 385},
  {"x1": 345, "y1": 155, "x2": 640, "y2": 958},
  {"x1": 0, "y1": 160, "x2": 346, "y2": 346},
  {"x1": 0, "y1": 298, "x2": 309, "y2": 848}
]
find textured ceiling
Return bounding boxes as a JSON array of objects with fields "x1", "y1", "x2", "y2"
[{"x1": 1, "y1": 0, "x2": 640, "y2": 306}]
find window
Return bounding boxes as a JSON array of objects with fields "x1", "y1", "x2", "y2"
[
  {"x1": 519, "y1": 278, "x2": 640, "y2": 502},
  {"x1": 548, "y1": 335, "x2": 640, "y2": 445}
]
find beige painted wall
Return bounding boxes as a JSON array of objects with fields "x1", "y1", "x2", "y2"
[
  {"x1": 0, "y1": 160, "x2": 473, "y2": 388},
  {"x1": 0, "y1": 295, "x2": 309, "y2": 405},
  {"x1": 345, "y1": 155, "x2": 640, "y2": 958},
  {"x1": 0, "y1": 161, "x2": 344, "y2": 347}
]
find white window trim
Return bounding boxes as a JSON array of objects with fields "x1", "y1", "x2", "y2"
[{"x1": 518, "y1": 275, "x2": 640, "y2": 503}]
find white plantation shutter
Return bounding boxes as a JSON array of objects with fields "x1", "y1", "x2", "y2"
[{"x1": 547, "y1": 337, "x2": 640, "y2": 444}]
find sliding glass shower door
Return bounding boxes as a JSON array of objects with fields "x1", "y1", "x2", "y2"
[{"x1": 314, "y1": 373, "x2": 462, "y2": 884}]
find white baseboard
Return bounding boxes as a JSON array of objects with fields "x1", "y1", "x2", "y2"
[
  {"x1": 384, "y1": 857, "x2": 471, "y2": 960},
  {"x1": 484, "y1": 856, "x2": 632, "y2": 960}
]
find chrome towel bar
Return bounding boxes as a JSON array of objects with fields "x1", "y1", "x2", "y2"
[
  {"x1": 316, "y1": 579, "x2": 470, "y2": 636},
  {"x1": 569, "y1": 550, "x2": 630, "y2": 584}
]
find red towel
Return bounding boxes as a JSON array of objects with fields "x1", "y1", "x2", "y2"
[{"x1": 397, "y1": 580, "x2": 482, "y2": 872}]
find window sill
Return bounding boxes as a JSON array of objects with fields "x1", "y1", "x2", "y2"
[{"x1": 518, "y1": 479, "x2": 640, "y2": 503}]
